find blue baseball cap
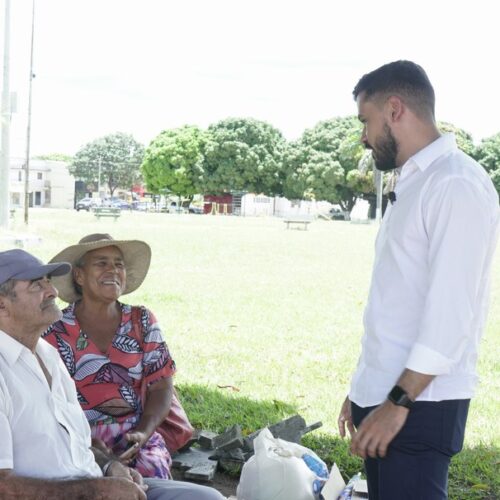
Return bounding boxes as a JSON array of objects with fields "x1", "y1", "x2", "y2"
[{"x1": 0, "y1": 249, "x2": 71, "y2": 287}]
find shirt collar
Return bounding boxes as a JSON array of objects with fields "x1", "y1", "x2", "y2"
[
  {"x1": 0, "y1": 329, "x2": 30, "y2": 367},
  {"x1": 0, "y1": 329, "x2": 59, "y2": 369},
  {"x1": 402, "y1": 133, "x2": 458, "y2": 177}
]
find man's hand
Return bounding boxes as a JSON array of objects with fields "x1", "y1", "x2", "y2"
[
  {"x1": 105, "y1": 461, "x2": 147, "y2": 491},
  {"x1": 350, "y1": 400, "x2": 409, "y2": 458},
  {"x1": 118, "y1": 431, "x2": 148, "y2": 462},
  {"x1": 338, "y1": 395, "x2": 356, "y2": 439}
]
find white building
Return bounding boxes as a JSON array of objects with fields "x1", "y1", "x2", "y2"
[
  {"x1": 240, "y1": 193, "x2": 334, "y2": 217},
  {"x1": 9, "y1": 158, "x2": 75, "y2": 209}
]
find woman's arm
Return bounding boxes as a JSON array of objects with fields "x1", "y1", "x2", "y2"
[{"x1": 119, "y1": 377, "x2": 173, "y2": 461}]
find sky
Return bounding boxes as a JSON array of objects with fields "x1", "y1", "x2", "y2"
[{"x1": 3, "y1": 0, "x2": 500, "y2": 158}]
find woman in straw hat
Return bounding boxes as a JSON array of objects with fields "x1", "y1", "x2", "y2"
[{"x1": 43, "y1": 234, "x2": 218, "y2": 498}]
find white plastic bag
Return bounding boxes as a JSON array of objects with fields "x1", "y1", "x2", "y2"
[{"x1": 237, "y1": 428, "x2": 329, "y2": 500}]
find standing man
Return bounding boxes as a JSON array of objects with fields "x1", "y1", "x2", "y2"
[
  {"x1": 0, "y1": 249, "x2": 224, "y2": 500},
  {"x1": 338, "y1": 60, "x2": 499, "y2": 499}
]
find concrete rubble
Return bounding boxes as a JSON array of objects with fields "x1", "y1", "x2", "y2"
[{"x1": 171, "y1": 414, "x2": 322, "y2": 482}]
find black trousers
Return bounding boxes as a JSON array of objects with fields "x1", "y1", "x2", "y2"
[{"x1": 351, "y1": 399, "x2": 470, "y2": 500}]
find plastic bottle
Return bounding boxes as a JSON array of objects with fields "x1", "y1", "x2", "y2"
[{"x1": 336, "y1": 472, "x2": 362, "y2": 500}]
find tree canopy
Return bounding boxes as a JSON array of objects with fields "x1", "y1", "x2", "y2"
[
  {"x1": 70, "y1": 132, "x2": 144, "y2": 195},
  {"x1": 34, "y1": 153, "x2": 73, "y2": 163},
  {"x1": 476, "y1": 132, "x2": 500, "y2": 195},
  {"x1": 202, "y1": 118, "x2": 286, "y2": 196},
  {"x1": 141, "y1": 125, "x2": 206, "y2": 201},
  {"x1": 437, "y1": 122, "x2": 476, "y2": 157},
  {"x1": 283, "y1": 116, "x2": 370, "y2": 211}
]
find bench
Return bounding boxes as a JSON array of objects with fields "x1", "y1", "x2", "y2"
[
  {"x1": 94, "y1": 207, "x2": 121, "y2": 220},
  {"x1": 283, "y1": 217, "x2": 313, "y2": 230}
]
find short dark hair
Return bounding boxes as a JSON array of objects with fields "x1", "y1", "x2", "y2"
[
  {"x1": 353, "y1": 60, "x2": 435, "y2": 120},
  {"x1": 71, "y1": 254, "x2": 87, "y2": 297}
]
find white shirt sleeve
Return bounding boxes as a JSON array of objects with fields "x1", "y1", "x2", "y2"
[
  {"x1": 0, "y1": 376, "x2": 14, "y2": 470},
  {"x1": 406, "y1": 176, "x2": 492, "y2": 375}
]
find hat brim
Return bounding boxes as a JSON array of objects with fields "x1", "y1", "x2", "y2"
[
  {"x1": 14, "y1": 262, "x2": 71, "y2": 280},
  {"x1": 49, "y1": 239, "x2": 151, "y2": 303}
]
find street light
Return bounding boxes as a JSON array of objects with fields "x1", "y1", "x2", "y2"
[{"x1": 24, "y1": 0, "x2": 35, "y2": 225}]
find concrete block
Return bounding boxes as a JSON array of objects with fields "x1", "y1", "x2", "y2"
[
  {"x1": 184, "y1": 461, "x2": 217, "y2": 481},
  {"x1": 198, "y1": 430, "x2": 218, "y2": 450},
  {"x1": 213, "y1": 424, "x2": 244, "y2": 452},
  {"x1": 268, "y1": 414, "x2": 306, "y2": 443},
  {"x1": 171, "y1": 447, "x2": 215, "y2": 471}
]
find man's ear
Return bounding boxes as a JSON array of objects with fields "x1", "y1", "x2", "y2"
[
  {"x1": 386, "y1": 96, "x2": 405, "y2": 123},
  {"x1": 73, "y1": 268, "x2": 84, "y2": 286}
]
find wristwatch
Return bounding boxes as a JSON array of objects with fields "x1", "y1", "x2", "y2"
[{"x1": 388, "y1": 385, "x2": 414, "y2": 409}]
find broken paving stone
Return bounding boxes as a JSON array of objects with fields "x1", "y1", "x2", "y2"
[
  {"x1": 198, "y1": 431, "x2": 218, "y2": 450},
  {"x1": 269, "y1": 414, "x2": 306, "y2": 442},
  {"x1": 184, "y1": 461, "x2": 218, "y2": 481},
  {"x1": 172, "y1": 447, "x2": 215, "y2": 471},
  {"x1": 242, "y1": 415, "x2": 323, "y2": 453},
  {"x1": 211, "y1": 447, "x2": 246, "y2": 461},
  {"x1": 213, "y1": 424, "x2": 244, "y2": 452}
]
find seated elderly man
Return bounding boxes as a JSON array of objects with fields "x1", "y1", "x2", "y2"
[{"x1": 0, "y1": 249, "x2": 224, "y2": 500}]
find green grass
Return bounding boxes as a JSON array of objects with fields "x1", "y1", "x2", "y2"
[{"x1": 3, "y1": 208, "x2": 499, "y2": 499}]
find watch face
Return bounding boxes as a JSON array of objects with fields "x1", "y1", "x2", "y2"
[
  {"x1": 390, "y1": 386, "x2": 406, "y2": 402},
  {"x1": 389, "y1": 385, "x2": 412, "y2": 408}
]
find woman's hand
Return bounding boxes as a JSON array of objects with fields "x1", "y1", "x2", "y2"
[
  {"x1": 92, "y1": 437, "x2": 112, "y2": 455},
  {"x1": 118, "y1": 431, "x2": 148, "y2": 462}
]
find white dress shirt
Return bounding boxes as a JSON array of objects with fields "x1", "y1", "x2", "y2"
[
  {"x1": 0, "y1": 329, "x2": 102, "y2": 479},
  {"x1": 350, "y1": 134, "x2": 500, "y2": 407}
]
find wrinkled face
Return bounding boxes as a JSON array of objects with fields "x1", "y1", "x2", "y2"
[
  {"x1": 4, "y1": 277, "x2": 62, "y2": 331},
  {"x1": 74, "y1": 246, "x2": 127, "y2": 302},
  {"x1": 357, "y1": 93, "x2": 400, "y2": 171}
]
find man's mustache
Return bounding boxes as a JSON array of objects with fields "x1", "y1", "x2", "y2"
[{"x1": 40, "y1": 298, "x2": 58, "y2": 310}]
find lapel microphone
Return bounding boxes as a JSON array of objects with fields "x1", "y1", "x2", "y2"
[{"x1": 388, "y1": 191, "x2": 397, "y2": 204}]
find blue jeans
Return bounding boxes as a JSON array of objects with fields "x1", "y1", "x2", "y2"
[{"x1": 351, "y1": 399, "x2": 470, "y2": 500}]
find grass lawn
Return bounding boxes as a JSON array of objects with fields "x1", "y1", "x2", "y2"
[{"x1": 3, "y1": 208, "x2": 499, "y2": 499}]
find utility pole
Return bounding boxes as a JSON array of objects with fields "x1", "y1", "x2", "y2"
[
  {"x1": 0, "y1": 0, "x2": 11, "y2": 229},
  {"x1": 24, "y1": 0, "x2": 35, "y2": 224}
]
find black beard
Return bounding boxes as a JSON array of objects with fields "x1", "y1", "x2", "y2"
[{"x1": 371, "y1": 124, "x2": 399, "y2": 171}]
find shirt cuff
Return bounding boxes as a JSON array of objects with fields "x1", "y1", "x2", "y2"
[{"x1": 406, "y1": 342, "x2": 454, "y2": 375}]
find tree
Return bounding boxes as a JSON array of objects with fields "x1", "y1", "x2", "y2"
[
  {"x1": 283, "y1": 116, "x2": 370, "y2": 212},
  {"x1": 476, "y1": 132, "x2": 500, "y2": 195},
  {"x1": 437, "y1": 122, "x2": 476, "y2": 157},
  {"x1": 202, "y1": 118, "x2": 286, "y2": 195},
  {"x1": 141, "y1": 126, "x2": 206, "y2": 203},
  {"x1": 70, "y1": 133, "x2": 144, "y2": 196},
  {"x1": 34, "y1": 153, "x2": 73, "y2": 162},
  {"x1": 282, "y1": 142, "x2": 344, "y2": 202}
]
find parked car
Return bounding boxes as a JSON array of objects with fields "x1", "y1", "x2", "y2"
[
  {"x1": 132, "y1": 201, "x2": 151, "y2": 211},
  {"x1": 75, "y1": 197, "x2": 96, "y2": 212},
  {"x1": 103, "y1": 197, "x2": 130, "y2": 210},
  {"x1": 188, "y1": 205, "x2": 204, "y2": 214},
  {"x1": 330, "y1": 207, "x2": 347, "y2": 220},
  {"x1": 167, "y1": 203, "x2": 187, "y2": 214}
]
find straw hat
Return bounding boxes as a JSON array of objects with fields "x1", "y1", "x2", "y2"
[{"x1": 50, "y1": 233, "x2": 151, "y2": 303}]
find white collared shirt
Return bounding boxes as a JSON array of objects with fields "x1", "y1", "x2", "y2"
[
  {"x1": 0, "y1": 329, "x2": 102, "y2": 479},
  {"x1": 350, "y1": 134, "x2": 500, "y2": 407}
]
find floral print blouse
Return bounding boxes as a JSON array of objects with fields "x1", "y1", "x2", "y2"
[{"x1": 43, "y1": 302, "x2": 176, "y2": 478}]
